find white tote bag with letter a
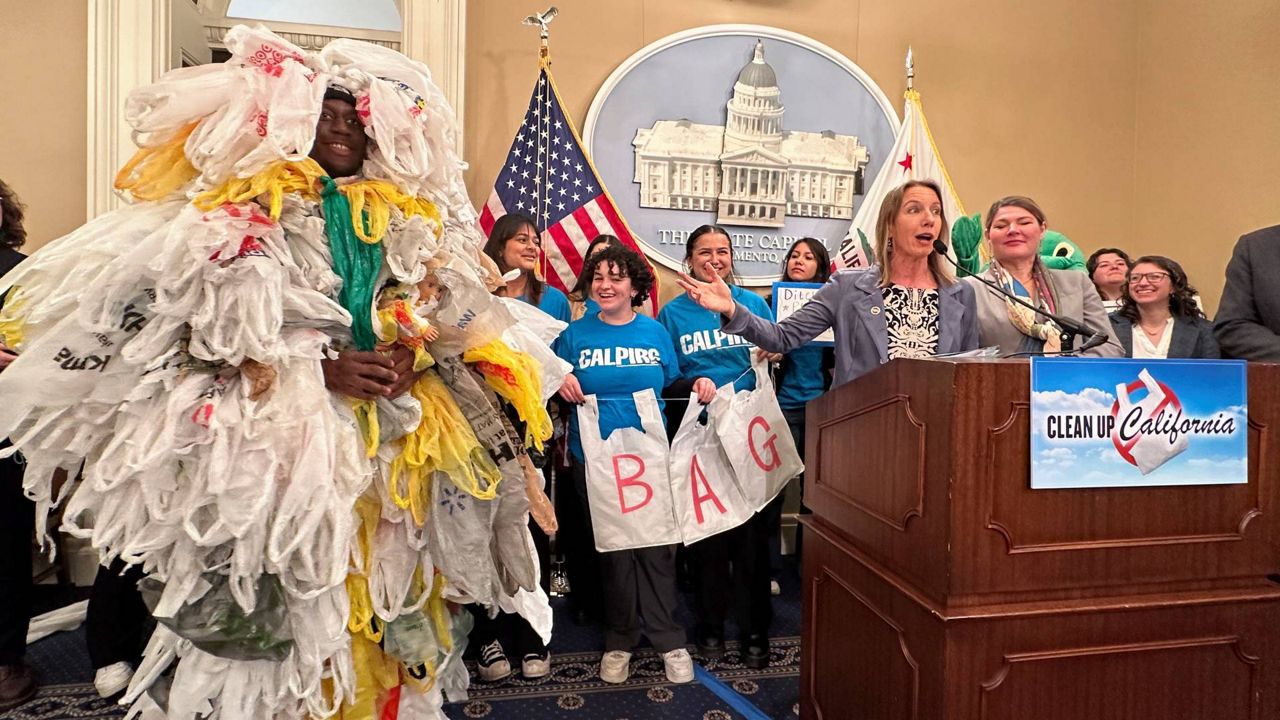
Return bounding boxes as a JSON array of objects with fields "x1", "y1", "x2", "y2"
[
  {"x1": 668, "y1": 396, "x2": 754, "y2": 545},
  {"x1": 578, "y1": 389, "x2": 680, "y2": 552},
  {"x1": 710, "y1": 361, "x2": 804, "y2": 511}
]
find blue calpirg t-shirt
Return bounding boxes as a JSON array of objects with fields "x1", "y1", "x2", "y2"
[
  {"x1": 658, "y1": 285, "x2": 772, "y2": 392},
  {"x1": 555, "y1": 313, "x2": 680, "y2": 462},
  {"x1": 520, "y1": 284, "x2": 572, "y2": 324},
  {"x1": 776, "y1": 343, "x2": 826, "y2": 410}
]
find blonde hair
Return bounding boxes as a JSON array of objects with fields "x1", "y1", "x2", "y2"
[{"x1": 872, "y1": 180, "x2": 953, "y2": 287}]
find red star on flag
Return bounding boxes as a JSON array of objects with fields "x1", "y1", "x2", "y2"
[{"x1": 897, "y1": 152, "x2": 913, "y2": 171}]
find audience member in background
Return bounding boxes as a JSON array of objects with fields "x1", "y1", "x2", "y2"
[
  {"x1": 1109, "y1": 256, "x2": 1218, "y2": 359},
  {"x1": 555, "y1": 246, "x2": 692, "y2": 684},
  {"x1": 964, "y1": 196, "x2": 1120, "y2": 356},
  {"x1": 658, "y1": 224, "x2": 774, "y2": 669},
  {"x1": 760, "y1": 238, "x2": 834, "y2": 592},
  {"x1": 471, "y1": 212, "x2": 561, "y2": 681},
  {"x1": 678, "y1": 181, "x2": 980, "y2": 389},
  {"x1": 1087, "y1": 247, "x2": 1133, "y2": 314},
  {"x1": 1215, "y1": 225, "x2": 1280, "y2": 361},
  {"x1": 0, "y1": 179, "x2": 35, "y2": 711},
  {"x1": 567, "y1": 234, "x2": 625, "y2": 321},
  {"x1": 484, "y1": 213, "x2": 571, "y2": 324}
]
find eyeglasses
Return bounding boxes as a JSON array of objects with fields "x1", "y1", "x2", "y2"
[{"x1": 1128, "y1": 271, "x2": 1170, "y2": 284}]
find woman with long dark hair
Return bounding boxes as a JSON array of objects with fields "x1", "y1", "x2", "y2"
[
  {"x1": 483, "y1": 213, "x2": 570, "y2": 323},
  {"x1": 1110, "y1": 255, "x2": 1218, "y2": 358}
]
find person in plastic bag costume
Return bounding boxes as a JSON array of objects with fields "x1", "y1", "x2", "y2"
[{"x1": 0, "y1": 26, "x2": 558, "y2": 719}]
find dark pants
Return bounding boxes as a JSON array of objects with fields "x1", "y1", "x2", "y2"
[
  {"x1": 467, "y1": 603, "x2": 546, "y2": 659},
  {"x1": 86, "y1": 560, "x2": 151, "y2": 670},
  {"x1": 689, "y1": 496, "x2": 780, "y2": 642},
  {"x1": 552, "y1": 441, "x2": 602, "y2": 620},
  {"x1": 570, "y1": 457, "x2": 685, "y2": 653},
  {"x1": 0, "y1": 451, "x2": 33, "y2": 666}
]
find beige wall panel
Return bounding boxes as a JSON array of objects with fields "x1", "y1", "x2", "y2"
[
  {"x1": 0, "y1": 0, "x2": 88, "y2": 252},
  {"x1": 1133, "y1": 0, "x2": 1280, "y2": 315}
]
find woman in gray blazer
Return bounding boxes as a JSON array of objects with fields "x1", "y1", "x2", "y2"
[
  {"x1": 963, "y1": 196, "x2": 1121, "y2": 357},
  {"x1": 1109, "y1": 255, "x2": 1219, "y2": 358},
  {"x1": 675, "y1": 180, "x2": 980, "y2": 389}
]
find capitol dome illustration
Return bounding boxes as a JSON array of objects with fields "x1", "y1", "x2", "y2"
[{"x1": 633, "y1": 40, "x2": 870, "y2": 228}]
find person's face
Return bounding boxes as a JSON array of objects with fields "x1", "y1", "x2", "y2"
[
  {"x1": 786, "y1": 243, "x2": 820, "y2": 282},
  {"x1": 889, "y1": 186, "x2": 943, "y2": 262},
  {"x1": 1091, "y1": 252, "x2": 1129, "y2": 287},
  {"x1": 309, "y1": 98, "x2": 368, "y2": 177},
  {"x1": 501, "y1": 224, "x2": 541, "y2": 273},
  {"x1": 986, "y1": 205, "x2": 1045, "y2": 264},
  {"x1": 1127, "y1": 261, "x2": 1173, "y2": 309},
  {"x1": 591, "y1": 260, "x2": 635, "y2": 314},
  {"x1": 690, "y1": 232, "x2": 733, "y2": 282}
]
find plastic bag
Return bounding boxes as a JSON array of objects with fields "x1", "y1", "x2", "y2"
[
  {"x1": 710, "y1": 360, "x2": 803, "y2": 511},
  {"x1": 668, "y1": 396, "x2": 753, "y2": 545},
  {"x1": 577, "y1": 390, "x2": 680, "y2": 551},
  {"x1": 1114, "y1": 368, "x2": 1188, "y2": 474},
  {"x1": 140, "y1": 573, "x2": 294, "y2": 662}
]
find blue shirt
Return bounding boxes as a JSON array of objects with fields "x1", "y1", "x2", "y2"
[
  {"x1": 658, "y1": 285, "x2": 772, "y2": 392},
  {"x1": 520, "y1": 284, "x2": 571, "y2": 324},
  {"x1": 555, "y1": 313, "x2": 679, "y2": 462},
  {"x1": 776, "y1": 344, "x2": 826, "y2": 409}
]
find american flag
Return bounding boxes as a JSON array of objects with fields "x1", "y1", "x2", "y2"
[{"x1": 479, "y1": 61, "x2": 659, "y2": 314}]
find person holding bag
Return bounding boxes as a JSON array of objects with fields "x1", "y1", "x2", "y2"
[
  {"x1": 555, "y1": 245, "x2": 693, "y2": 685},
  {"x1": 658, "y1": 224, "x2": 777, "y2": 669}
]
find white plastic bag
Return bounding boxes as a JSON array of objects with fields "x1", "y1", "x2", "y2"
[
  {"x1": 668, "y1": 397, "x2": 754, "y2": 545},
  {"x1": 577, "y1": 390, "x2": 680, "y2": 551},
  {"x1": 1114, "y1": 368, "x2": 1188, "y2": 475},
  {"x1": 710, "y1": 361, "x2": 803, "y2": 511}
]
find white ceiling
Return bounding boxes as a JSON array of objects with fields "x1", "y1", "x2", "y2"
[{"x1": 226, "y1": 0, "x2": 402, "y2": 32}]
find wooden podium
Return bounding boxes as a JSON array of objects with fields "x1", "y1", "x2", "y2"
[{"x1": 799, "y1": 358, "x2": 1280, "y2": 720}]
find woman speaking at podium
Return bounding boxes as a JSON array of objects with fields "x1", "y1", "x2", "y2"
[{"x1": 675, "y1": 180, "x2": 980, "y2": 389}]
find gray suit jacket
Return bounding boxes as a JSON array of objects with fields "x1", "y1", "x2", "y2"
[
  {"x1": 963, "y1": 267, "x2": 1122, "y2": 357},
  {"x1": 1109, "y1": 314, "x2": 1220, "y2": 358},
  {"x1": 1214, "y1": 226, "x2": 1280, "y2": 361},
  {"x1": 721, "y1": 268, "x2": 980, "y2": 388}
]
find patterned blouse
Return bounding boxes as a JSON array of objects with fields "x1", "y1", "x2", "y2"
[{"x1": 882, "y1": 285, "x2": 940, "y2": 359}]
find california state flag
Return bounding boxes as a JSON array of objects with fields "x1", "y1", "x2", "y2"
[{"x1": 834, "y1": 89, "x2": 966, "y2": 269}]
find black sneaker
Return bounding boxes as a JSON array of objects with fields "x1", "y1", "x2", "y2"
[
  {"x1": 477, "y1": 640, "x2": 512, "y2": 682},
  {"x1": 741, "y1": 634, "x2": 769, "y2": 669}
]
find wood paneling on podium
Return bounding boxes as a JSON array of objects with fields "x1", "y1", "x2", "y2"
[{"x1": 800, "y1": 358, "x2": 1280, "y2": 720}]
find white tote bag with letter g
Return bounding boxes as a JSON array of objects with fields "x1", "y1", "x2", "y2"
[
  {"x1": 668, "y1": 396, "x2": 754, "y2": 545},
  {"x1": 710, "y1": 361, "x2": 804, "y2": 511},
  {"x1": 578, "y1": 389, "x2": 680, "y2": 552}
]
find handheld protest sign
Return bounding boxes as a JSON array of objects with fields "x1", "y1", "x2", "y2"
[
  {"x1": 710, "y1": 360, "x2": 804, "y2": 510},
  {"x1": 578, "y1": 389, "x2": 680, "y2": 551},
  {"x1": 668, "y1": 395, "x2": 754, "y2": 545}
]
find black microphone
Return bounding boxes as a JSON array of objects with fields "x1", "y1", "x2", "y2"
[{"x1": 931, "y1": 239, "x2": 1106, "y2": 353}]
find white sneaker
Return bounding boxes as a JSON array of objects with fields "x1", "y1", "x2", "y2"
[
  {"x1": 770, "y1": 579, "x2": 781, "y2": 596},
  {"x1": 663, "y1": 648, "x2": 694, "y2": 684},
  {"x1": 599, "y1": 650, "x2": 632, "y2": 684},
  {"x1": 477, "y1": 640, "x2": 512, "y2": 682},
  {"x1": 522, "y1": 652, "x2": 551, "y2": 679},
  {"x1": 94, "y1": 661, "x2": 133, "y2": 698}
]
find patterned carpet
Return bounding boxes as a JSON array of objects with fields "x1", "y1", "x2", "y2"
[{"x1": 11, "y1": 559, "x2": 803, "y2": 719}]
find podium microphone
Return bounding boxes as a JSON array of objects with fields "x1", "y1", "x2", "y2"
[{"x1": 930, "y1": 239, "x2": 1107, "y2": 353}]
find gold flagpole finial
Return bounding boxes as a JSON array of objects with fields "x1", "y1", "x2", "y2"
[
  {"x1": 905, "y1": 46, "x2": 914, "y2": 91},
  {"x1": 522, "y1": 6, "x2": 559, "y2": 62}
]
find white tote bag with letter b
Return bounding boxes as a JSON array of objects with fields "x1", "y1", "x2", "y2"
[
  {"x1": 578, "y1": 389, "x2": 680, "y2": 551},
  {"x1": 710, "y1": 361, "x2": 804, "y2": 511},
  {"x1": 668, "y1": 396, "x2": 754, "y2": 545}
]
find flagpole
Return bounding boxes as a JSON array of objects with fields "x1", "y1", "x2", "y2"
[
  {"x1": 905, "y1": 46, "x2": 914, "y2": 91},
  {"x1": 522, "y1": 5, "x2": 559, "y2": 252}
]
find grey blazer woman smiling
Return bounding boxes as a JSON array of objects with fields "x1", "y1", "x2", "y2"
[{"x1": 676, "y1": 180, "x2": 980, "y2": 389}]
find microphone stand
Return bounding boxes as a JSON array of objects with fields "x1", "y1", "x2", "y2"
[{"x1": 931, "y1": 240, "x2": 1106, "y2": 356}]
